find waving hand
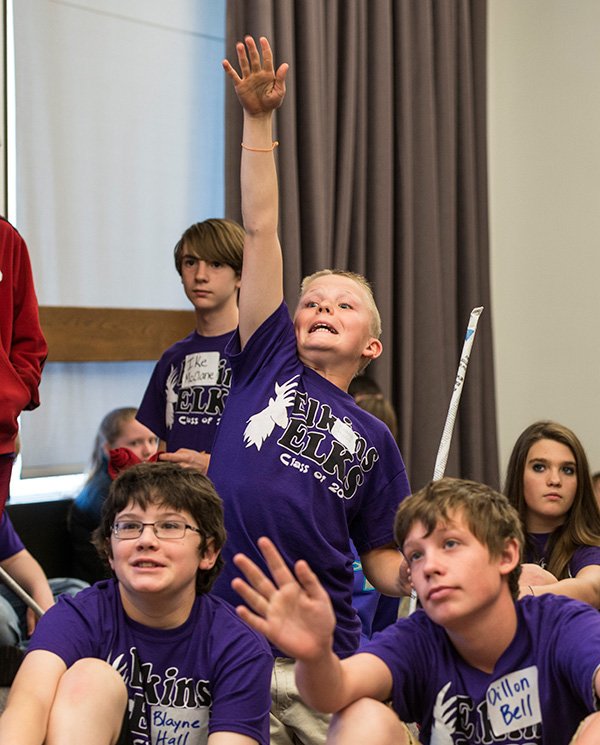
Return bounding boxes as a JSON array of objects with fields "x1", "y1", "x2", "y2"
[
  {"x1": 222, "y1": 36, "x2": 288, "y2": 117},
  {"x1": 232, "y1": 537, "x2": 336, "y2": 662}
]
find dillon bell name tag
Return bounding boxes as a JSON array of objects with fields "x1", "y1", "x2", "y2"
[
  {"x1": 331, "y1": 418, "x2": 357, "y2": 455},
  {"x1": 486, "y1": 666, "x2": 541, "y2": 736},
  {"x1": 181, "y1": 352, "x2": 219, "y2": 388}
]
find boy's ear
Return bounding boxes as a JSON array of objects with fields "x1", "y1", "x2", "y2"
[
  {"x1": 498, "y1": 537, "x2": 521, "y2": 577},
  {"x1": 199, "y1": 538, "x2": 220, "y2": 571},
  {"x1": 361, "y1": 337, "x2": 383, "y2": 362}
]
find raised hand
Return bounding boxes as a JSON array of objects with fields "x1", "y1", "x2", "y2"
[
  {"x1": 222, "y1": 36, "x2": 288, "y2": 116},
  {"x1": 232, "y1": 536, "x2": 336, "y2": 661}
]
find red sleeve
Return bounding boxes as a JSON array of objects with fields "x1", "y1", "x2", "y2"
[
  {"x1": 9, "y1": 224, "x2": 48, "y2": 410},
  {"x1": 0, "y1": 219, "x2": 48, "y2": 453}
]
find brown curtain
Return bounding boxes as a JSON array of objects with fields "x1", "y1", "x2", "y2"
[{"x1": 225, "y1": 0, "x2": 498, "y2": 490}]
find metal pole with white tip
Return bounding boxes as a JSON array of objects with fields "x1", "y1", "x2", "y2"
[
  {"x1": 0, "y1": 566, "x2": 45, "y2": 618},
  {"x1": 408, "y1": 306, "x2": 484, "y2": 614}
]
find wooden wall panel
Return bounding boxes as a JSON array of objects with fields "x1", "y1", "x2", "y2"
[{"x1": 39, "y1": 306, "x2": 195, "y2": 362}]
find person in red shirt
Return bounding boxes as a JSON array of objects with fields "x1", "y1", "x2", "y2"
[{"x1": 0, "y1": 218, "x2": 47, "y2": 516}]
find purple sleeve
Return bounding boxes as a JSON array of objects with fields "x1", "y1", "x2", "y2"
[
  {"x1": 0, "y1": 512, "x2": 26, "y2": 561},
  {"x1": 207, "y1": 604, "x2": 272, "y2": 745},
  {"x1": 5, "y1": 223, "x2": 48, "y2": 409},
  {"x1": 547, "y1": 597, "x2": 600, "y2": 711},
  {"x1": 137, "y1": 360, "x2": 168, "y2": 442},
  {"x1": 570, "y1": 544, "x2": 600, "y2": 576},
  {"x1": 26, "y1": 590, "x2": 99, "y2": 664}
]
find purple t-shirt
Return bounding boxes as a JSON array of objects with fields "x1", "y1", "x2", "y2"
[
  {"x1": 526, "y1": 533, "x2": 600, "y2": 577},
  {"x1": 208, "y1": 302, "x2": 411, "y2": 658},
  {"x1": 28, "y1": 580, "x2": 272, "y2": 745},
  {"x1": 363, "y1": 594, "x2": 600, "y2": 745},
  {"x1": 0, "y1": 512, "x2": 25, "y2": 561},
  {"x1": 137, "y1": 330, "x2": 234, "y2": 453}
]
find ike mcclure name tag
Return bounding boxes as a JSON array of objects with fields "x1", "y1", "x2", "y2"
[{"x1": 181, "y1": 352, "x2": 220, "y2": 388}]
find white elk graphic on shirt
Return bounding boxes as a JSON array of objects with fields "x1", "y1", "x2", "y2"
[
  {"x1": 430, "y1": 681, "x2": 458, "y2": 745},
  {"x1": 243, "y1": 375, "x2": 299, "y2": 451},
  {"x1": 164, "y1": 365, "x2": 179, "y2": 430}
]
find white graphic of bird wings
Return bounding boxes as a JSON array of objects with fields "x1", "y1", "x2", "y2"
[
  {"x1": 165, "y1": 365, "x2": 179, "y2": 430},
  {"x1": 430, "y1": 681, "x2": 458, "y2": 745},
  {"x1": 109, "y1": 653, "x2": 130, "y2": 685},
  {"x1": 243, "y1": 375, "x2": 299, "y2": 451}
]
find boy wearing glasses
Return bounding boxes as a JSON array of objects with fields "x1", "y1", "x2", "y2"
[{"x1": 0, "y1": 462, "x2": 272, "y2": 745}]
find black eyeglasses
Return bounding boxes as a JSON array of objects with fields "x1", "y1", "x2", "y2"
[{"x1": 111, "y1": 520, "x2": 201, "y2": 540}]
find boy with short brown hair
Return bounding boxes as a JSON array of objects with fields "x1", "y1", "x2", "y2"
[
  {"x1": 137, "y1": 218, "x2": 244, "y2": 474},
  {"x1": 232, "y1": 477, "x2": 600, "y2": 745}
]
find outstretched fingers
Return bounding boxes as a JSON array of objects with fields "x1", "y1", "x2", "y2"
[
  {"x1": 232, "y1": 550, "x2": 278, "y2": 603},
  {"x1": 222, "y1": 35, "x2": 288, "y2": 114},
  {"x1": 221, "y1": 57, "x2": 241, "y2": 84},
  {"x1": 221, "y1": 39, "x2": 251, "y2": 83},
  {"x1": 294, "y1": 559, "x2": 331, "y2": 603},
  {"x1": 258, "y1": 36, "x2": 275, "y2": 74},
  {"x1": 245, "y1": 35, "x2": 264, "y2": 74},
  {"x1": 222, "y1": 36, "x2": 273, "y2": 81},
  {"x1": 256, "y1": 536, "x2": 301, "y2": 587}
]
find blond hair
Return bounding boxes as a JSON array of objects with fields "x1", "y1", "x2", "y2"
[{"x1": 299, "y1": 270, "x2": 382, "y2": 338}]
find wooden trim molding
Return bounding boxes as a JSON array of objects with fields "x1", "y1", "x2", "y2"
[{"x1": 39, "y1": 306, "x2": 195, "y2": 362}]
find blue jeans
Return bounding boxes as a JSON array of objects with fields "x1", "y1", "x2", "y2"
[{"x1": 0, "y1": 576, "x2": 88, "y2": 647}]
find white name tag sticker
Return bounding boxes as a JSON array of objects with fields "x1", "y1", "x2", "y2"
[
  {"x1": 486, "y1": 666, "x2": 541, "y2": 736},
  {"x1": 331, "y1": 418, "x2": 357, "y2": 454},
  {"x1": 181, "y1": 352, "x2": 220, "y2": 388}
]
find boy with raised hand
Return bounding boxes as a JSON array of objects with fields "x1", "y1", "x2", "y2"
[
  {"x1": 138, "y1": 218, "x2": 244, "y2": 475},
  {"x1": 0, "y1": 462, "x2": 272, "y2": 745},
  {"x1": 232, "y1": 477, "x2": 600, "y2": 745},
  {"x1": 212, "y1": 36, "x2": 411, "y2": 744}
]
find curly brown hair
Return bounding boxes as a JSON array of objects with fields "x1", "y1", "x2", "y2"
[{"x1": 93, "y1": 462, "x2": 226, "y2": 594}]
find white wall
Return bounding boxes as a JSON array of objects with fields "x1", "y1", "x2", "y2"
[
  {"x1": 488, "y1": 0, "x2": 600, "y2": 479},
  {"x1": 14, "y1": 0, "x2": 226, "y2": 309}
]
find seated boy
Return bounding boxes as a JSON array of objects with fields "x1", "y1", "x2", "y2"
[
  {"x1": 232, "y1": 477, "x2": 600, "y2": 745},
  {"x1": 0, "y1": 462, "x2": 272, "y2": 745},
  {"x1": 214, "y1": 36, "x2": 411, "y2": 743},
  {"x1": 137, "y1": 218, "x2": 244, "y2": 475}
]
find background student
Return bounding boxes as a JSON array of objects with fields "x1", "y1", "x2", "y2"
[
  {"x1": 591, "y1": 471, "x2": 600, "y2": 508},
  {"x1": 504, "y1": 420, "x2": 600, "y2": 607},
  {"x1": 138, "y1": 218, "x2": 244, "y2": 475},
  {"x1": 69, "y1": 406, "x2": 159, "y2": 583}
]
